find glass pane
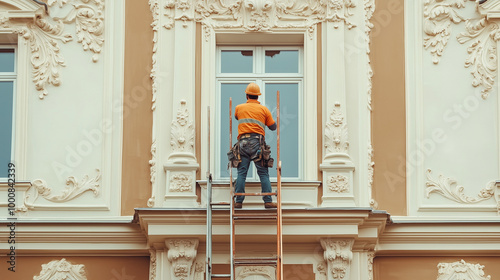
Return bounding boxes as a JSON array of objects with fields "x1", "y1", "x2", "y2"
[
  {"x1": 265, "y1": 83, "x2": 299, "y2": 178},
  {"x1": 0, "y1": 81, "x2": 14, "y2": 178},
  {"x1": 221, "y1": 50, "x2": 253, "y2": 73},
  {"x1": 0, "y1": 49, "x2": 15, "y2": 72},
  {"x1": 220, "y1": 83, "x2": 254, "y2": 178},
  {"x1": 265, "y1": 50, "x2": 299, "y2": 73}
]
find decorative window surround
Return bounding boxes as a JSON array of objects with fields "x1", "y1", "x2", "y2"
[{"x1": 149, "y1": 0, "x2": 375, "y2": 209}]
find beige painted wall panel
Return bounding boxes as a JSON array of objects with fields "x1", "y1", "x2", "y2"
[
  {"x1": 1, "y1": 256, "x2": 149, "y2": 279},
  {"x1": 121, "y1": 0, "x2": 154, "y2": 215},
  {"x1": 375, "y1": 256, "x2": 500, "y2": 280},
  {"x1": 371, "y1": 0, "x2": 406, "y2": 216}
]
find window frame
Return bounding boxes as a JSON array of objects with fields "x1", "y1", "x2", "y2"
[
  {"x1": 215, "y1": 46, "x2": 304, "y2": 181},
  {"x1": 0, "y1": 45, "x2": 17, "y2": 181}
]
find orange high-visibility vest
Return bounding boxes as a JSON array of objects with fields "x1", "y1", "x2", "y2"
[{"x1": 235, "y1": 100, "x2": 275, "y2": 139}]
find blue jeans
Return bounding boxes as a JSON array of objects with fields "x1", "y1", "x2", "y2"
[{"x1": 235, "y1": 155, "x2": 272, "y2": 203}]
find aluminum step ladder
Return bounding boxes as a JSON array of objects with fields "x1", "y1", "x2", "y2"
[{"x1": 206, "y1": 92, "x2": 284, "y2": 280}]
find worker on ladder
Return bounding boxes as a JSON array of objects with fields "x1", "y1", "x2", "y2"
[{"x1": 228, "y1": 82, "x2": 277, "y2": 209}]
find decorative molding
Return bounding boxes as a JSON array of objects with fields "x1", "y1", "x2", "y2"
[
  {"x1": 170, "y1": 100, "x2": 195, "y2": 156},
  {"x1": 496, "y1": 181, "x2": 500, "y2": 214},
  {"x1": 365, "y1": 0, "x2": 375, "y2": 111},
  {"x1": 367, "y1": 252, "x2": 375, "y2": 280},
  {"x1": 327, "y1": 174, "x2": 349, "y2": 193},
  {"x1": 54, "y1": 0, "x2": 105, "y2": 62},
  {"x1": 166, "y1": 239, "x2": 199, "y2": 280},
  {"x1": 150, "y1": 0, "x2": 159, "y2": 111},
  {"x1": 13, "y1": 17, "x2": 73, "y2": 99},
  {"x1": 368, "y1": 144, "x2": 374, "y2": 189},
  {"x1": 148, "y1": 140, "x2": 157, "y2": 207},
  {"x1": 437, "y1": 259, "x2": 491, "y2": 280},
  {"x1": 316, "y1": 262, "x2": 327, "y2": 280},
  {"x1": 320, "y1": 239, "x2": 354, "y2": 280},
  {"x1": 194, "y1": 262, "x2": 205, "y2": 280},
  {"x1": 169, "y1": 173, "x2": 193, "y2": 192},
  {"x1": 423, "y1": 0, "x2": 500, "y2": 99},
  {"x1": 149, "y1": 249, "x2": 157, "y2": 280},
  {"x1": 190, "y1": 0, "x2": 357, "y2": 40},
  {"x1": 34, "y1": 258, "x2": 87, "y2": 280},
  {"x1": 423, "y1": 0, "x2": 468, "y2": 64},
  {"x1": 324, "y1": 102, "x2": 349, "y2": 155},
  {"x1": 235, "y1": 266, "x2": 275, "y2": 280},
  {"x1": 425, "y1": 169, "x2": 495, "y2": 204},
  {"x1": 0, "y1": 0, "x2": 105, "y2": 99},
  {"x1": 18, "y1": 169, "x2": 101, "y2": 212}
]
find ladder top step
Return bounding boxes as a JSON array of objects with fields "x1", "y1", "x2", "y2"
[
  {"x1": 234, "y1": 258, "x2": 278, "y2": 265},
  {"x1": 210, "y1": 202, "x2": 230, "y2": 206},
  {"x1": 233, "y1": 212, "x2": 277, "y2": 217},
  {"x1": 211, "y1": 274, "x2": 231, "y2": 278},
  {"x1": 234, "y1": 216, "x2": 277, "y2": 220}
]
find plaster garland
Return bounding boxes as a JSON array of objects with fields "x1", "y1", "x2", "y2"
[
  {"x1": 365, "y1": 0, "x2": 375, "y2": 111},
  {"x1": 367, "y1": 252, "x2": 375, "y2": 280},
  {"x1": 437, "y1": 259, "x2": 491, "y2": 280},
  {"x1": 0, "y1": 0, "x2": 105, "y2": 99},
  {"x1": 170, "y1": 100, "x2": 195, "y2": 155},
  {"x1": 18, "y1": 169, "x2": 101, "y2": 212},
  {"x1": 425, "y1": 169, "x2": 495, "y2": 204},
  {"x1": 317, "y1": 262, "x2": 327, "y2": 280},
  {"x1": 148, "y1": 0, "x2": 159, "y2": 207},
  {"x1": 169, "y1": 173, "x2": 193, "y2": 192},
  {"x1": 149, "y1": 249, "x2": 157, "y2": 280},
  {"x1": 158, "y1": 0, "x2": 361, "y2": 39},
  {"x1": 324, "y1": 103, "x2": 349, "y2": 155},
  {"x1": 33, "y1": 258, "x2": 87, "y2": 280},
  {"x1": 148, "y1": 140, "x2": 157, "y2": 207},
  {"x1": 423, "y1": 0, "x2": 500, "y2": 99},
  {"x1": 328, "y1": 174, "x2": 349, "y2": 193}
]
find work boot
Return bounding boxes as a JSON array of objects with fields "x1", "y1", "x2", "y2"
[
  {"x1": 264, "y1": 202, "x2": 277, "y2": 208},
  {"x1": 234, "y1": 202, "x2": 243, "y2": 209}
]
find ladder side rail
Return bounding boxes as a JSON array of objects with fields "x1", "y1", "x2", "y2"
[
  {"x1": 276, "y1": 90, "x2": 283, "y2": 280},
  {"x1": 229, "y1": 98, "x2": 235, "y2": 280},
  {"x1": 206, "y1": 106, "x2": 212, "y2": 280}
]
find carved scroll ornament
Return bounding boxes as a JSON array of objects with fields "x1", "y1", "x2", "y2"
[
  {"x1": 425, "y1": 169, "x2": 495, "y2": 204},
  {"x1": 18, "y1": 169, "x2": 101, "y2": 212},
  {"x1": 166, "y1": 239, "x2": 199, "y2": 280},
  {"x1": 320, "y1": 239, "x2": 354, "y2": 280}
]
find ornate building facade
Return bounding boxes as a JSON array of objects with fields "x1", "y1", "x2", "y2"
[{"x1": 0, "y1": 0, "x2": 499, "y2": 279}]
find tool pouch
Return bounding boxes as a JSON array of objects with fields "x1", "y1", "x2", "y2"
[
  {"x1": 227, "y1": 144, "x2": 241, "y2": 168},
  {"x1": 261, "y1": 144, "x2": 274, "y2": 168}
]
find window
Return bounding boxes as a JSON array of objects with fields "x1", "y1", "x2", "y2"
[
  {"x1": 216, "y1": 46, "x2": 303, "y2": 181},
  {"x1": 0, "y1": 47, "x2": 16, "y2": 179}
]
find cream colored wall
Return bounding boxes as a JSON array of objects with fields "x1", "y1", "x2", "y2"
[
  {"x1": 121, "y1": 0, "x2": 154, "y2": 216},
  {"x1": 371, "y1": 0, "x2": 406, "y2": 216},
  {"x1": 0, "y1": 256, "x2": 149, "y2": 279}
]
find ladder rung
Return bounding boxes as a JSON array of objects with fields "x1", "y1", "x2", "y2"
[
  {"x1": 210, "y1": 202, "x2": 230, "y2": 206},
  {"x1": 233, "y1": 212, "x2": 277, "y2": 217},
  {"x1": 234, "y1": 192, "x2": 277, "y2": 196},
  {"x1": 234, "y1": 216, "x2": 277, "y2": 220},
  {"x1": 234, "y1": 257, "x2": 278, "y2": 266},
  {"x1": 211, "y1": 274, "x2": 231, "y2": 278}
]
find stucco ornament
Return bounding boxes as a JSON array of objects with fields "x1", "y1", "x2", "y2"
[
  {"x1": 18, "y1": 169, "x2": 101, "y2": 212},
  {"x1": 367, "y1": 252, "x2": 375, "y2": 280},
  {"x1": 166, "y1": 239, "x2": 199, "y2": 280},
  {"x1": 437, "y1": 259, "x2": 491, "y2": 280},
  {"x1": 189, "y1": 0, "x2": 357, "y2": 40},
  {"x1": 324, "y1": 103, "x2": 349, "y2": 155},
  {"x1": 149, "y1": 249, "x2": 157, "y2": 280},
  {"x1": 328, "y1": 174, "x2": 349, "y2": 193},
  {"x1": 170, "y1": 100, "x2": 195, "y2": 154},
  {"x1": 169, "y1": 173, "x2": 193, "y2": 192},
  {"x1": 0, "y1": 0, "x2": 105, "y2": 99},
  {"x1": 235, "y1": 266, "x2": 274, "y2": 280},
  {"x1": 423, "y1": 0, "x2": 500, "y2": 99},
  {"x1": 320, "y1": 239, "x2": 354, "y2": 280},
  {"x1": 34, "y1": 258, "x2": 87, "y2": 280},
  {"x1": 426, "y1": 169, "x2": 495, "y2": 204}
]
